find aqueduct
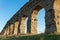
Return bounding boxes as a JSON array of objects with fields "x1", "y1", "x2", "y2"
[{"x1": 1, "y1": 0, "x2": 60, "y2": 35}]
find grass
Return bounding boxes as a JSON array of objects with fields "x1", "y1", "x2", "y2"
[{"x1": 0, "y1": 34, "x2": 60, "y2": 40}]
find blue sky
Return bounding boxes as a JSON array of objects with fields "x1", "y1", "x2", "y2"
[{"x1": 0, "y1": 0, "x2": 45, "y2": 34}]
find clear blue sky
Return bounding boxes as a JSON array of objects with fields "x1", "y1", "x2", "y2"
[{"x1": 0, "y1": 0, "x2": 45, "y2": 34}]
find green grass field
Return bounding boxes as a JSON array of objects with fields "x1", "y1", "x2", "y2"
[{"x1": 0, "y1": 34, "x2": 60, "y2": 40}]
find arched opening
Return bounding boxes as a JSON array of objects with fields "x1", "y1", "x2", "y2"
[
  {"x1": 20, "y1": 15, "x2": 28, "y2": 34},
  {"x1": 31, "y1": 6, "x2": 45, "y2": 34},
  {"x1": 25, "y1": 17, "x2": 28, "y2": 34},
  {"x1": 37, "y1": 8, "x2": 45, "y2": 34},
  {"x1": 9, "y1": 24, "x2": 14, "y2": 35}
]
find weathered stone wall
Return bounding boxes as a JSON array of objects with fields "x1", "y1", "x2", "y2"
[
  {"x1": 53, "y1": 0, "x2": 60, "y2": 34},
  {"x1": 1, "y1": 0, "x2": 60, "y2": 36}
]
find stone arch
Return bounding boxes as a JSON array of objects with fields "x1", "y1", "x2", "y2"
[
  {"x1": 20, "y1": 15, "x2": 28, "y2": 34},
  {"x1": 13, "y1": 20, "x2": 19, "y2": 35},
  {"x1": 9, "y1": 24, "x2": 13, "y2": 35},
  {"x1": 9, "y1": 23, "x2": 14, "y2": 35},
  {"x1": 30, "y1": 5, "x2": 44, "y2": 34}
]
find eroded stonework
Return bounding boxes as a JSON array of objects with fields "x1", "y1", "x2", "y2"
[{"x1": 1, "y1": 0, "x2": 60, "y2": 35}]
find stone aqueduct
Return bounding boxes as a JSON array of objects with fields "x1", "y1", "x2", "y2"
[{"x1": 1, "y1": 0, "x2": 60, "y2": 35}]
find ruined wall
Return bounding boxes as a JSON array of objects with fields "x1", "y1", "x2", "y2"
[{"x1": 1, "y1": 0, "x2": 60, "y2": 36}]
